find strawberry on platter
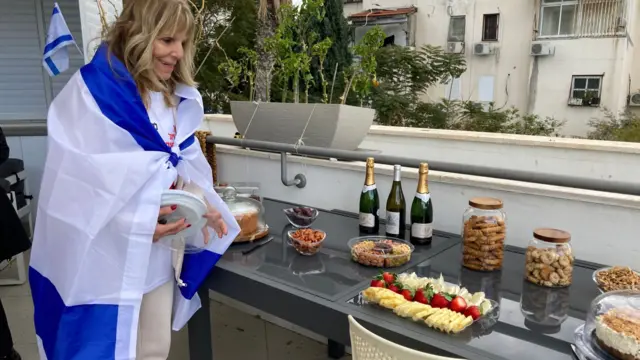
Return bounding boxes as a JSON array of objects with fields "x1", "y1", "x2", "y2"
[{"x1": 363, "y1": 271, "x2": 498, "y2": 335}]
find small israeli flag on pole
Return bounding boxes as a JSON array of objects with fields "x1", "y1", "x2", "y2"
[{"x1": 43, "y1": 3, "x2": 83, "y2": 77}]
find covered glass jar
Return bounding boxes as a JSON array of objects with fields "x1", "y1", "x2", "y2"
[
  {"x1": 525, "y1": 228, "x2": 573, "y2": 288},
  {"x1": 574, "y1": 290, "x2": 640, "y2": 360},
  {"x1": 461, "y1": 197, "x2": 506, "y2": 272},
  {"x1": 221, "y1": 187, "x2": 266, "y2": 241}
]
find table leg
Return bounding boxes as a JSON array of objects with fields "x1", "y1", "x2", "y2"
[
  {"x1": 328, "y1": 339, "x2": 345, "y2": 359},
  {"x1": 188, "y1": 287, "x2": 213, "y2": 360}
]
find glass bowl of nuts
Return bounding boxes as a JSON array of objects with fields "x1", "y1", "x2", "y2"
[
  {"x1": 288, "y1": 228, "x2": 326, "y2": 256},
  {"x1": 283, "y1": 207, "x2": 319, "y2": 228}
]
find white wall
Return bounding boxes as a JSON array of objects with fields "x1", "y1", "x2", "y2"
[
  {"x1": 78, "y1": 0, "x2": 122, "y2": 62},
  {"x1": 204, "y1": 114, "x2": 640, "y2": 187},
  {"x1": 216, "y1": 145, "x2": 640, "y2": 267},
  {"x1": 343, "y1": 1, "x2": 364, "y2": 16},
  {"x1": 532, "y1": 38, "x2": 629, "y2": 136}
]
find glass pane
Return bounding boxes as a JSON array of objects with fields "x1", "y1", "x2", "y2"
[
  {"x1": 483, "y1": 14, "x2": 499, "y2": 40},
  {"x1": 541, "y1": 6, "x2": 561, "y2": 36},
  {"x1": 587, "y1": 78, "x2": 600, "y2": 89},
  {"x1": 559, "y1": 4, "x2": 576, "y2": 35},
  {"x1": 573, "y1": 77, "x2": 587, "y2": 89},
  {"x1": 543, "y1": 0, "x2": 563, "y2": 3},
  {"x1": 573, "y1": 90, "x2": 585, "y2": 99},
  {"x1": 448, "y1": 17, "x2": 466, "y2": 42}
]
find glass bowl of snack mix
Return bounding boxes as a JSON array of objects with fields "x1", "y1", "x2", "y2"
[
  {"x1": 347, "y1": 236, "x2": 414, "y2": 268},
  {"x1": 288, "y1": 228, "x2": 327, "y2": 256}
]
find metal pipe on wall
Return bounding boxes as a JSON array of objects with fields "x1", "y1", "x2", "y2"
[{"x1": 208, "y1": 135, "x2": 639, "y2": 196}]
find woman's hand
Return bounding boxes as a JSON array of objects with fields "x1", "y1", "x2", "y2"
[
  {"x1": 202, "y1": 205, "x2": 228, "y2": 243},
  {"x1": 153, "y1": 205, "x2": 189, "y2": 242}
]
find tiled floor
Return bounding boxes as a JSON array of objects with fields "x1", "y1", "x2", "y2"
[{"x1": 0, "y1": 255, "x2": 351, "y2": 360}]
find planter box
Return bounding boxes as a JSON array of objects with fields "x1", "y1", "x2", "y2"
[{"x1": 230, "y1": 101, "x2": 375, "y2": 150}]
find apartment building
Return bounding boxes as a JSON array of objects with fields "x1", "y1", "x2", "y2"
[{"x1": 344, "y1": 0, "x2": 640, "y2": 136}]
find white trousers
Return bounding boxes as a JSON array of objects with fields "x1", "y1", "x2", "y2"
[{"x1": 137, "y1": 281, "x2": 174, "y2": 360}]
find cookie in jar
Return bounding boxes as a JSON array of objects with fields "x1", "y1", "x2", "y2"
[
  {"x1": 525, "y1": 228, "x2": 574, "y2": 288},
  {"x1": 461, "y1": 197, "x2": 507, "y2": 272}
]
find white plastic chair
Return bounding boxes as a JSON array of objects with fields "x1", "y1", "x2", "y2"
[{"x1": 348, "y1": 315, "x2": 464, "y2": 360}]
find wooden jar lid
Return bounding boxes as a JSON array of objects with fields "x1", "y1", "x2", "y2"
[
  {"x1": 469, "y1": 197, "x2": 503, "y2": 210},
  {"x1": 533, "y1": 228, "x2": 571, "y2": 243}
]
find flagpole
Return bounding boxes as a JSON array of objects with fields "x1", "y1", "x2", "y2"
[{"x1": 73, "y1": 42, "x2": 84, "y2": 57}]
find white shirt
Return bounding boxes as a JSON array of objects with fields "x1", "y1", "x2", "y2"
[{"x1": 143, "y1": 91, "x2": 178, "y2": 293}]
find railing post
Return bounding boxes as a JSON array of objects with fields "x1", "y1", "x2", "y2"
[{"x1": 280, "y1": 152, "x2": 306, "y2": 188}]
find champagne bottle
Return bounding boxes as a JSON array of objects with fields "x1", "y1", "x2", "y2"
[
  {"x1": 410, "y1": 163, "x2": 434, "y2": 245},
  {"x1": 359, "y1": 157, "x2": 380, "y2": 234},
  {"x1": 385, "y1": 165, "x2": 406, "y2": 237}
]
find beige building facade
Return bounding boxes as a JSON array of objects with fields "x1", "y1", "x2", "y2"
[{"x1": 344, "y1": 0, "x2": 640, "y2": 137}]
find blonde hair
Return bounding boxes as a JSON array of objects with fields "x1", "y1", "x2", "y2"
[{"x1": 104, "y1": 0, "x2": 196, "y2": 107}]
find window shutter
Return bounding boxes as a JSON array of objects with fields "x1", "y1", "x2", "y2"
[{"x1": 0, "y1": 0, "x2": 48, "y2": 121}]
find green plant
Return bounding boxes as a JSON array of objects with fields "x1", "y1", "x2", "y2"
[
  {"x1": 371, "y1": 45, "x2": 466, "y2": 126},
  {"x1": 341, "y1": 26, "x2": 386, "y2": 106},
  {"x1": 588, "y1": 109, "x2": 640, "y2": 142},
  {"x1": 410, "y1": 100, "x2": 564, "y2": 136},
  {"x1": 311, "y1": 38, "x2": 333, "y2": 103},
  {"x1": 309, "y1": 0, "x2": 351, "y2": 104}
]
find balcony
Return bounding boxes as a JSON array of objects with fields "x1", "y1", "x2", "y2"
[
  {"x1": 538, "y1": 0, "x2": 629, "y2": 39},
  {"x1": 3, "y1": 118, "x2": 640, "y2": 359}
]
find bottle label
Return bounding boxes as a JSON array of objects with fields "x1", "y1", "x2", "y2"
[
  {"x1": 412, "y1": 223, "x2": 433, "y2": 238},
  {"x1": 359, "y1": 213, "x2": 375, "y2": 227},
  {"x1": 415, "y1": 193, "x2": 431, "y2": 203},
  {"x1": 362, "y1": 184, "x2": 377, "y2": 193},
  {"x1": 386, "y1": 211, "x2": 401, "y2": 235}
]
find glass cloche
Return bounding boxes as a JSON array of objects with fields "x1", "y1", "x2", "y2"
[
  {"x1": 220, "y1": 187, "x2": 267, "y2": 242},
  {"x1": 574, "y1": 290, "x2": 640, "y2": 360}
]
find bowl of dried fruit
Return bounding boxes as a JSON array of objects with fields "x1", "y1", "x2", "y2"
[
  {"x1": 283, "y1": 207, "x2": 319, "y2": 228},
  {"x1": 593, "y1": 266, "x2": 640, "y2": 293},
  {"x1": 288, "y1": 228, "x2": 326, "y2": 256}
]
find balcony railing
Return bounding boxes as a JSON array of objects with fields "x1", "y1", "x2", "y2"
[{"x1": 539, "y1": 0, "x2": 628, "y2": 38}]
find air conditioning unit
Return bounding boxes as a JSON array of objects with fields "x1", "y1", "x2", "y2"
[
  {"x1": 629, "y1": 92, "x2": 640, "y2": 107},
  {"x1": 446, "y1": 42, "x2": 464, "y2": 54},
  {"x1": 473, "y1": 43, "x2": 494, "y2": 56},
  {"x1": 530, "y1": 42, "x2": 555, "y2": 56}
]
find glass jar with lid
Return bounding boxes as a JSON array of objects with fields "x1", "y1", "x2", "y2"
[
  {"x1": 461, "y1": 197, "x2": 507, "y2": 272},
  {"x1": 525, "y1": 228, "x2": 573, "y2": 288}
]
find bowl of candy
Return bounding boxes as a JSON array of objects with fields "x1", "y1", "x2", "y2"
[{"x1": 283, "y1": 207, "x2": 319, "y2": 228}]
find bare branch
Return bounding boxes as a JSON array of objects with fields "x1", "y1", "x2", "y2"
[{"x1": 195, "y1": 17, "x2": 236, "y2": 76}]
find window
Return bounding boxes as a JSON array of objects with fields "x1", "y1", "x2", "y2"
[
  {"x1": 540, "y1": 0, "x2": 577, "y2": 37},
  {"x1": 569, "y1": 75, "x2": 602, "y2": 106},
  {"x1": 448, "y1": 16, "x2": 466, "y2": 42},
  {"x1": 482, "y1": 14, "x2": 499, "y2": 41}
]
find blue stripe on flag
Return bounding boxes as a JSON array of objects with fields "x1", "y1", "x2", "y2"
[
  {"x1": 80, "y1": 44, "x2": 194, "y2": 161},
  {"x1": 180, "y1": 134, "x2": 195, "y2": 151},
  {"x1": 43, "y1": 34, "x2": 74, "y2": 55},
  {"x1": 178, "y1": 251, "x2": 222, "y2": 299},
  {"x1": 30, "y1": 267, "x2": 120, "y2": 359},
  {"x1": 52, "y1": 5, "x2": 60, "y2": 15},
  {"x1": 44, "y1": 57, "x2": 60, "y2": 76}
]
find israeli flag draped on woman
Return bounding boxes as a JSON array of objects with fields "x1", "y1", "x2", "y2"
[{"x1": 29, "y1": 43, "x2": 240, "y2": 360}]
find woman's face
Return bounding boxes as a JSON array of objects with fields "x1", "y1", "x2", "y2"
[{"x1": 152, "y1": 30, "x2": 187, "y2": 81}]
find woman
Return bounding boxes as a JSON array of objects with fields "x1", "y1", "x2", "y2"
[
  {"x1": 29, "y1": 1, "x2": 238, "y2": 359},
  {"x1": 0, "y1": 126, "x2": 29, "y2": 360}
]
